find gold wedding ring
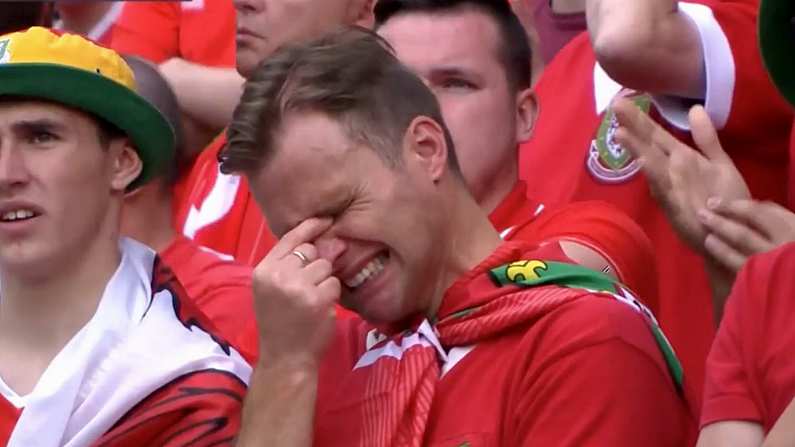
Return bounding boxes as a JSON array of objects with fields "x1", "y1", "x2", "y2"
[{"x1": 291, "y1": 250, "x2": 310, "y2": 267}]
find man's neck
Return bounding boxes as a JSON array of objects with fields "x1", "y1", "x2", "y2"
[
  {"x1": 57, "y1": 3, "x2": 114, "y2": 37},
  {"x1": 427, "y1": 181, "x2": 504, "y2": 319},
  {"x1": 480, "y1": 157, "x2": 519, "y2": 216},
  {"x1": 0, "y1": 221, "x2": 122, "y2": 394},
  {"x1": 121, "y1": 191, "x2": 177, "y2": 253}
]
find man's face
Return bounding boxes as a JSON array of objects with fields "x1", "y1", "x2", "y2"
[
  {"x1": 250, "y1": 112, "x2": 447, "y2": 326},
  {"x1": 0, "y1": 101, "x2": 121, "y2": 277},
  {"x1": 234, "y1": 0, "x2": 357, "y2": 78},
  {"x1": 379, "y1": 10, "x2": 524, "y2": 208}
]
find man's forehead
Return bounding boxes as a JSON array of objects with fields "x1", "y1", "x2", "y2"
[
  {"x1": 380, "y1": 10, "x2": 501, "y2": 65},
  {"x1": 0, "y1": 99, "x2": 80, "y2": 123},
  {"x1": 253, "y1": 115, "x2": 353, "y2": 233}
]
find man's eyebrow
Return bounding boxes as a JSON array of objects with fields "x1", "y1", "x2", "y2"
[
  {"x1": 12, "y1": 118, "x2": 68, "y2": 133},
  {"x1": 428, "y1": 66, "x2": 475, "y2": 78}
]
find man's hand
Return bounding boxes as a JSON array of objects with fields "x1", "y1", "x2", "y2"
[
  {"x1": 699, "y1": 199, "x2": 795, "y2": 272},
  {"x1": 239, "y1": 218, "x2": 338, "y2": 447},
  {"x1": 613, "y1": 99, "x2": 751, "y2": 251},
  {"x1": 252, "y1": 217, "x2": 340, "y2": 367}
]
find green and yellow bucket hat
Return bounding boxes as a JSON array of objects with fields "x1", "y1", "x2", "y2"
[
  {"x1": 0, "y1": 27, "x2": 174, "y2": 188},
  {"x1": 759, "y1": 0, "x2": 795, "y2": 108}
]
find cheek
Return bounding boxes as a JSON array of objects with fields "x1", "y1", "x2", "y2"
[{"x1": 440, "y1": 96, "x2": 490, "y2": 145}]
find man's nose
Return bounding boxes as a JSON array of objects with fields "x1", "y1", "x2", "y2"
[
  {"x1": 315, "y1": 236, "x2": 347, "y2": 264},
  {"x1": 0, "y1": 144, "x2": 30, "y2": 191}
]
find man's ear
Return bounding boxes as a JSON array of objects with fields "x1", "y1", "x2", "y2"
[
  {"x1": 110, "y1": 140, "x2": 143, "y2": 192},
  {"x1": 350, "y1": 0, "x2": 376, "y2": 28},
  {"x1": 515, "y1": 88, "x2": 537, "y2": 144},
  {"x1": 403, "y1": 116, "x2": 448, "y2": 184}
]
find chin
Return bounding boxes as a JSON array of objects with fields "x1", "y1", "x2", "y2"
[
  {"x1": 0, "y1": 247, "x2": 47, "y2": 278},
  {"x1": 236, "y1": 53, "x2": 259, "y2": 79},
  {"x1": 355, "y1": 303, "x2": 421, "y2": 335}
]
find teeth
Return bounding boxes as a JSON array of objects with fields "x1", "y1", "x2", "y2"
[
  {"x1": 2, "y1": 209, "x2": 34, "y2": 222},
  {"x1": 345, "y1": 254, "x2": 387, "y2": 289}
]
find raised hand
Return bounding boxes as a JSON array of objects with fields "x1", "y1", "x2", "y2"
[
  {"x1": 251, "y1": 217, "x2": 341, "y2": 366},
  {"x1": 613, "y1": 99, "x2": 751, "y2": 251}
]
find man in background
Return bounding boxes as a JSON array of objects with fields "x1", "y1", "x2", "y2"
[{"x1": 121, "y1": 55, "x2": 256, "y2": 360}]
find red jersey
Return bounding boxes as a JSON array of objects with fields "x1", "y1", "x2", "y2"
[
  {"x1": 491, "y1": 181, "x2": 658, "y2": 311},
  {"x1": 111, "y1": 0, "x2": 236, "y2": 67},
  {"x1": 0, "y1": 239, "x2": 250, "y2": 446},
  {"x1": 54, "y1": 3, "x2": 123, "y2": 46},
  {"x1": 0, "y1": 368, "x2": 246, "y2": 447},
  {"x1": 160, "y1": 235, "x2": 257, "y2": 361},
  {"x1": 701, "y1": 243, "x2": 795, "y2": 433},
  {"x1": 519, "y1": 1, "x2": 794, "y2": 402},
  {"x1": 174, "y1": 133, "x2": 276, "y2": 265},
  {"x1": 315, "y1": 241, "x2": 695, "y2": 446},
  {"x1": 789, "y1": 122, "x2": 795, "y2": 209}
]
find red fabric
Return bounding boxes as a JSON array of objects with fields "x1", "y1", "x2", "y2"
[
  {"x1": 315, "y1": 241, "x2": 695, "y2": 446},
  {"x1": 93, "y1": 27, "x2": 113, "y2": 48},
  {"x1": 159, "y1": 235, "x2": 257, "y2": 361},
  {"x1": 110, "y1": 0, "x2": 236, "y2": 67},
  {"x1": 0, "y1": 398, "x2": 21, "y2": 446},
  {"x1": 490, "y1": 181, "x2": 658, "y2": 312},
  {"x1": 91, "y1": 369, "x2": 246, "y2": 446},
  {"x1": 789, "y1": 122, "x2": 795, "y2": 209},
  {"x1": 173, "y1": 132, "x2": 277, "y2": 266},
  {"x1": 701, "y1": 243, "x2": 795, "y2": 433},
  {"x1": 519, "y1": 5, "x2": 794, "y2": 402}
]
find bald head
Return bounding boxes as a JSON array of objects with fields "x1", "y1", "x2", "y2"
[{"x1": 122, "y1": 55, "x2": 183, "y2": 185}]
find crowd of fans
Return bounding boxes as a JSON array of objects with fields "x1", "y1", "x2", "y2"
[{"x1": 0, "y1": 0, "x2": 793, "y2": 445}]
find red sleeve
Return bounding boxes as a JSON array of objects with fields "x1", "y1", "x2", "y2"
[
  {"x1": 93, "y1": 369, "x2": 246, "y2": 446},
  {"x1": 700, "y1": 256, "x2": 762, "y2": 428},
  {"x1": 514, "y1": 200, "x2": 659, "y2": 313},
  {"x1": 111, "y1": 2, "x2": 179, "y2": 64},
  {"x1": 705, "y1": 0, "x2": 794, "y2": 205},
  {"x1": 507, "y1": 298, "x2": 696, "y2": 446},
  {"x1": 698, "y1": 243, "x2": 795, "y2": 429}
]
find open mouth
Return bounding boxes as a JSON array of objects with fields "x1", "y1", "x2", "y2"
[
  {"x1": 0, "y1": 209, "x2": 39, "y2": 223},
  {"x1": 345, "y1": 251, "x2": 389, "y2": 290}
]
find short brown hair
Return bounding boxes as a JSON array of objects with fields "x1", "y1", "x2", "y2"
[{"x1": 220, "y1": 26, "x2": 459, "y2": 175}]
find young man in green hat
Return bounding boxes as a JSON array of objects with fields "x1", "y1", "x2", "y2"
[{"x1": 0, "y1": 27, "x2": 250, "y2": 446}]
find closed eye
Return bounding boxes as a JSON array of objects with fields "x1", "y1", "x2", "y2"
[{"x1": 439, "y1": 77, "x2": 477, "y2": 90}]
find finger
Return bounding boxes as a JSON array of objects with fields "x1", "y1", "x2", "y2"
[
  {"x1": 303, "y1": 259, "x2": 333, "y2": 285},
  {"x1": 715, "y1": 200, "x2": 795, "y2": 245},
  {"x1": 269, "y1": 217, "x2": 333, "y2": 259},
  {"x1": 704, "y1": 233, "x2": 750, "y2": 272},
  {"x1": 284, "y1": 242, "x2": 319, "y2": 268},
  {"x1": 613, "y1": 98, "x2": 682, "y2": 157},
  {"x1": 698, "y1": 207, "x2": 772, "y2": 257},
  {"x1": 707, "y1": 198, "x2": 773, "y2": 239},
  {"x1": 613, "y1": 126, "x2": 671, "y2": 195},
  {"x1": 689, "y1": 105, "x2": 730, "y2": 163},
  {"x1": 613, "y1": 99, "x2": 659, "y2": 157},
  {"x1": 316, "y1": 276, "x2": 342, "y2": 304}
]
